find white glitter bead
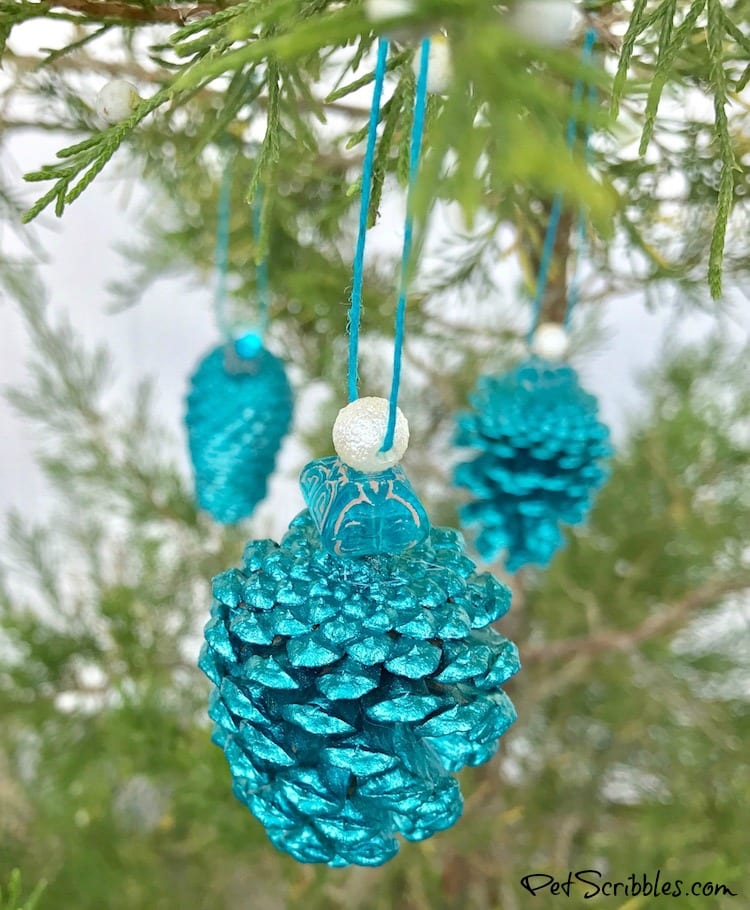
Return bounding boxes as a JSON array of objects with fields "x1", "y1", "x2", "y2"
[
  {"x1": 364, "y1": 0, "x2": 415, "y2": 21},
  {"x1": 333, "y1": 397, "x2": 409, "y2": 473},
  {"x1": 531, "y1": 322, "x2": 570, "y2": 360},
  {"x1": 508, "y1": 0, "x2": 576, "y2": 46},
  {"x1": 95, "y1": 80, "x2": 140, "y2": 124},
  {"x1": 412, "y1": 34, "x2": 452, "y2": 95}
]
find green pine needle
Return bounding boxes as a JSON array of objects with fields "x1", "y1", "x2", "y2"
[
  {"x1": 706, "y1": 0, "x2": 737, "y2": 300},
  {"x1": 611, "y1": 0, "x2": 649, "y2": 116}
]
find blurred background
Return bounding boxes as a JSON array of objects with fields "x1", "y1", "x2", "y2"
[{"x1": 2, "y1": 6, "x2": 750, "y2": 909}]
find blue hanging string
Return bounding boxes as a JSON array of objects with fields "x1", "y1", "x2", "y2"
[
  {"x1": 565, "y1": 76, "x2": 597, "y2": 327},
  {"x1": 347, "y1": 37, "x2": 390, "y2": 403},
  {"x1": 215, "y1": 155, "x2": 233, "y2": 342},
  {"x1": 252, "y1": 185, "x2": 270, "y2": 337},
  {"x1": 214, "y1": 153, "x2": 271, "y2": 358},
  {"x1": 527, "y1": 27, "x2": 597, "y2": 343},
  {"x1": 235, "y1": 187, "x2": 268, "y2": 358},
  {"x1": 381, "y1": 37, "x2": 431, "y2": 452}
]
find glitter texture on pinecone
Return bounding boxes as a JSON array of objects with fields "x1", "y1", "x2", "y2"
[
  {"x1": 185, "y1": 343, "x2": 292, "y2": 523},
  {"x1": 454, "y1": 357, "x2": 612, "y2": 572},
  {"x1": 199, "y1": 511, "x2": 519, "y2": 866}
]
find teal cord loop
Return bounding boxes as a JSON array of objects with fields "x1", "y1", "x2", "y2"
[
  {"x1": 252, "y1": 184, "x2": 270, "y2": 335},
  {"x1": 565, "y1": 74, "x2": 598, "y2": 327},
  {"x1": 235, "y1": 187, "x2": 269, "y2": 358},
  {"x1": 527, "y1": 194, "x2": 564, "y2": 344},
  {"x1": 381, "y1": 37, "x2": 431, "y2": 453},
  {"x1": 348, "y1": 38, "x2": 390, "y2": 403},
  {"x1": 344, "y1": 37, "x2": 430, "y2": 454},
  {"x1": 214, "y1": 153, "x2": 270, "y2": 357},
  {"x1": 215, "y1": 155, "x2": 233, "y2": 342},
  {"x1": 527, "y1": 27, "x2": 597, "y2": 344}
]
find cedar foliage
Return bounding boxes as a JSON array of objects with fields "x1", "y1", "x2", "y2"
[{"x1": 0, "y1": 1, "x2": 749, "y2": 907}]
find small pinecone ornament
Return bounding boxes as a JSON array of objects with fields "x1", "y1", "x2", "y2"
[
  {"x1": 454, "y1": 355, "x2": 612, "y2": 572},
  {"x1": 200, "y1": 398, "x2": 519, "y2": 866},
  {"x1": 185, "y1": 338, "x2": 292, "y2": 523}
]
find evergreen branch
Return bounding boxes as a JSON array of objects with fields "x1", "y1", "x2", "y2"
[
  {"x1": 0, "y1": 870, "x2": 46, "y2": 910},
  {"x1": 3, "y1": 48, "x2": 370, "y2": 115},
  {"x1": 21, "y1": 83, "x2": 173, "y2": 221},
  {"x1": 370, "y1": 73, "x2": 409, "y2": 222},
  {"x1": 721, "y1": 6, "x2": 750, "y2": 59},
  {"x1": 2, "y1": 47, "x2": 160, "y2": 81},
  {"x1": 324, "y1": 49, "x2": 408, "y2": 106},
  {"x1": 638, "y1": 0, "x2": 707, "y2": 156},
  {"x1": 0, "y1": 20, "x2": 10, "y2": 55},
  {"x1": 395, "y1": 67, "x2": 417, "y2": 187},
  {"x1": 189, "y1": 64, "x2": 261, "y2": 153},
  {"x1": 288, "y1": 64, "x2": 326, "y2": 126},
  {"x1": 39, "y1": 22, "x2": 111, "y2": 63},
  {"x1": 34, "y1": 0, "x2": 235, "y2": 25},
  {"x1": 523, "y1": 577, "x2": 747, "y2": 664},
  {"x1": 171, "y1": 4, "x2": 363, "y2": 90},
  {"x1": 165, "y1": 0, "x2": 304, "y2": 62},
  {"x1": 639, "y1": 0, "x2": 676, "y2": 155},
  {"x1": 166, "y1": 0, "x2": 249, "y2": 43},
  {"x1": 0, "y1": 0, "x2": 45, "y2": 52},
  {"x1": 706, "y1": 0, "x2": 737, "y2": 299},
  {"x1": 325, "y1": 65, "x2": 378, "y2": 104},
  {"x1": 245, "y1": 57, "x2": 280, "y2": 256},
  {"x1": 18, "y1": 3, "x2": 364, "y2": 219},
  {"x1": 610, "y1": 0, "x2": 648, "y2": 116},
  {"x1": 608, "y1": 0, "x2": 745, "y2": 295}
]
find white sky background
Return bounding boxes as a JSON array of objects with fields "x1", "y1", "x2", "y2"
[{"x1": 1, "y1": 22, "x2": 749, "y2": 539}]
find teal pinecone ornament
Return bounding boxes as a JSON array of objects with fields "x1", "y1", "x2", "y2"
[
  {"x1": 454, "y1": 357, "x2": 612, "y2": 572},
  {"x1": 200, "y1": 499, "x2": 519, "y2": 866},
  {"x1": 185, "y1": 339, "x2": 292, "y2": 524}
]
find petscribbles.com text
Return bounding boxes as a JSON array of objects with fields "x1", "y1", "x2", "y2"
[{"x1": 519, "y1": 869, "x2": 739, "y2": 899}]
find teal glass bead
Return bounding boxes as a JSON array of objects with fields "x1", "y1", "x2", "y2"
[
  {"x1": 454, "y1": 357, "x2": 612, "y2": 571},
  {"x1": 185, "y1": 341, "x2": 292, "y2": 524},
  {"x1": 300, "y1": 456, "x2": 430, "y2": 557},
  {"x1": 233, "y1": 330, "x2": 263, "y2": 360},
  {"x1": 200, "y1": 511, "x2": 519, "y2": 867}
]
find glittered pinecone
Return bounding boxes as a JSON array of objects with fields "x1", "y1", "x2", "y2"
[
  {"x1": 185, "y1": 343, "x2": 292, "y2": 523},
  {"x1": 454, "y1": 357, "x2": 612, "y2": 572},
  {"x1": 199, "y1": 511, "x2": 519, "y2": 867}
]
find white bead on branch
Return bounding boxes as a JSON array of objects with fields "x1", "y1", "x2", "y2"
[
  {"x1": 95, "y1": 80, "x2": 140, "y2": 124},
  {"x1": 530, "y1": 322, "x2": 571, "y2": 360},
  {"x1": 412, "y1": 34, "x2": 452, "y2": 95},
  {"x1": 333, "y1": 397, "x2": 410, "y2": 473},
  {"x1": 508, "y1": 0, "x2": 576, "y2": 46},
  {"x1": 363, "y1": 0, "x2": 415, "y2": 22}
]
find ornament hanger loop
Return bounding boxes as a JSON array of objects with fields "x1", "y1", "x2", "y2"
[
  {"x1": 345, "y1": 36, "x2": 432, "y2": 458},
  {"x1": 527, "y1": 27, "x2": 597, "y2": 346},
  {"x1": 214, "y1": 150, "x2": 270, "y2": 358},
  {"x1": 382, "y1": 35, "x2": 431, "y2": 452},
  {"x1": 347, "y1": 37, "x2": 390, "y2": 404}
]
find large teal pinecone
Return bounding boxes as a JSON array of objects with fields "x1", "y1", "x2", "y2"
[{"x1": 199, "y1": 510, "x2": 519, "y2": 866}]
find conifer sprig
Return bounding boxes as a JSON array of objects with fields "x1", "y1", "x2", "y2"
[
  {"x1": 611, "y1": 0, "x2": 749, "y2": 298},
  {"x1": 4, "y1": 0, "x2": 750, "y2": 295},
  {"x1": 0, "y1": 869, "x2": 46, "y2": 910}
]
